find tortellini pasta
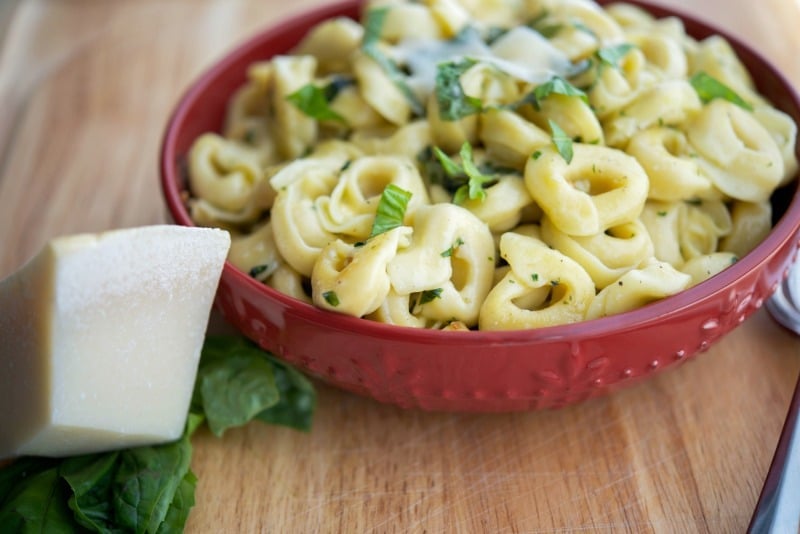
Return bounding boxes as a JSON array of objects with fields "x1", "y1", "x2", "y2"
[{"x1": 185, "y1": 0, "x2": 797, "y2": 331}]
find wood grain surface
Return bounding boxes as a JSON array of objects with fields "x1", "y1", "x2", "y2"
[{"x1": 1, "y1": 0, "x2": 799, "y2": 532}]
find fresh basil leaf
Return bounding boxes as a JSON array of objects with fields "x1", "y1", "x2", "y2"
[
  {"x1": 549, "y1": 120, "x2": 574, "y2": 163},
  {"x1": 689, "y1": 71, "x2": 753, "y2": 111},
  {"x1": 286, "y1": 84, "x2": 347, "y2": 124},
  {"x1": 61, "y1": 452, "x2": 121, "y2": 533},
  {"x1": 0, "y1": 465, "x2": 77, "y2": 533},
  {"x1": 527, "y1": 76, "x2": 588, "y2": 110},
  {"x1": 362, "y1": 8, "x2": 424, "y2": 116},
  {"x1": 154, "y1": 470, "x2": 197, "y2": 534},
  {"x1": 112, "y1": 435, "x2": 192, "y2": 534},
  {"x1": 0, "y1": 457, "x2": 60, "y2": 504},
  {"x1": 197, "y1": 345, "x2": 280, "y2": 437},
  {"x1": 435, "y1": 58, "x2": 483, "y2": 121},
  {"x1": 256, "y1": 356, "x2": 317, "y2": 432},
  {"x1": 596, "y1": 43, "x2": 635, "y2": 68},
  {"x1": 369, "y1": 184, "x2": 412, "y2": 238},
  {"x1": 194, "y1": 336, "x2": 316, "y2": 433}
]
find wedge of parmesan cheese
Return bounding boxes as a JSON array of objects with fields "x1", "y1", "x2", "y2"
[{"x1": 0, "y1": 225, "x2": 230, "y2": 458}]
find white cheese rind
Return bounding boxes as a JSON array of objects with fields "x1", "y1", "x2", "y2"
[{"x1": 0, "y1": 225, "x2": 231, "y2": 458}]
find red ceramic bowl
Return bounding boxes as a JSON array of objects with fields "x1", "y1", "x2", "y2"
[{"x1": 161, "y1": 0, "x2": 800, "y2": 412}]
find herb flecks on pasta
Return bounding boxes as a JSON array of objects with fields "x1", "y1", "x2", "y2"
[{"x1": 187, "y1": 0, "x2": 798, "y2": 331}]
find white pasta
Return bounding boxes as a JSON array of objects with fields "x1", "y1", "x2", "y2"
[
  {"x1": 269, "y1": 158, "x2": 341, "y2": 276},
  {"x1": 720, "y1": 200, "x2": 772, "y2": 258},
  {"x1": 387, "y1": 203, "x2": 495, "y2": 326},
  {"x1": 293, "y1": 17, "x2": 364, "y2": 74},
  {"x1": 603, "y1": 79, "x2": 701, "y2": 147},
  {"x1": 688, "y1": 100, "x2": 784, "y2": 202},
  {"x1": 312, "y1": 226, "x2": 412, "y2": 316},
  {"x1": 540, "y1": 216, "x2": 654, "y2": 289},
  {"x1": 524, "y1": 143, "x2": 649, "y2": 236},
  {"x1": 625, "y1": 127, "x2": 713, "y2": 202},
  {"x1": 681, "y1": 252, "x2": 738, "y2": 286},
  {"x1": 461, "y1": 175, "x2": 533, "y2": 232},
  {"x1": 586, "y1": 259, "x2": 692, "y2": 320},
  {"x1": 184, "y1": 0, "x2": 797, "y2": 331},
  {"x1": 479, "y1": 232, "x2": 595, "y2": 330}
]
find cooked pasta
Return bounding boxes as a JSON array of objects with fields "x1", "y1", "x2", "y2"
[{"x1": 185, "y1": 0, "x2": 798, "y2": 330}]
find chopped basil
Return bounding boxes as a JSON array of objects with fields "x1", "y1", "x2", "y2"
[
  {"x1": 286, "y1": 83, "x2": 347, "y2": 124},
  {"x1": 435, "y1": 58, "x2": 483, "y2": 121},
  {"x1": 441, "y1": 237, "x2": 465, "y2": 258},
  {"x1": 432, "y1": 146, "x2": 464, "y2": 177},
  {"x1": 525, "y1": 76, "x2": 588, "y2": 111},
  {"x1": 362, "y1": 8, "x2": 424, "y2": 116},
  {"x1": 548, "y1": 120, "x2": 574, "y2": 164},
  {"x1": 369, "y1": 184, "x2": 413, "y2": 238},
  {"x1": 531, "y1": 273, "x2": 539, "y2": 282},
  {"x1": 419, "y1": 288, "x2": 444, "y2": 305},
  {"x1": 433, "y1": 142, "x2": 496, "y2": 204},
  {"x1": 249, "y1": 264, "x2": 273, "y2": 280},
  {"x1": 458, "y1": 143, "x2": 495, "y2": 203},
  {"x1": 595, "y1": 43, "x2": 635, "y2": 69},
  {"x1": 531, "y1": 150, "x2": 542, "y2": 160},
  {"x1": 689, "y1": 71, "x2": 753, "y2": 111},
  {"x1": 322, "y1": 290, "x2": 340, "y2": 307}
]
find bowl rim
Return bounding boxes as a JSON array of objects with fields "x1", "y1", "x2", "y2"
[{"x1": 160, "y1": 0, "x2": 800, "y2": 346}]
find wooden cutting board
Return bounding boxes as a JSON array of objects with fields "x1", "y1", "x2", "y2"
[{"x1": 1, "y1": 0, "x2": 799, "y2": 531}]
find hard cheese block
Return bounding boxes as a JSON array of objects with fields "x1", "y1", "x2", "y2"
[{"x1": 0, "y1": 225, "x2": 231, "y2": 458}]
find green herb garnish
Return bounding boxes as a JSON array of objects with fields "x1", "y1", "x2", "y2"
[
  {"x1": 441, "y1": 237, "x2": 465, "y2": 258},
  {"x1": 435, "y1": 58, "x2": 483, "y2": 121},
  {"x1": 323, "y1": 290, "x2": 340, "y2": 307},
  {"x1": 419, "y1": 288, "x2": 444, "y2": 305},
  {"x1": 526, "y1": 76, "x2": 588, "y2": 111},
  {"x1": 596, "y1": 43, "x2": 636, "y2": 69},
  {"x1": 433, "y1": 143, "x2": 497, "y2": 204},
  {"x1": 249, "y1": 264, "x2": 271, "y2": 280},
  {"x1": 286, "y1": 83, "x2": 347, "y2": 124},
  {"x1": 548, "y1": 120, "x2": 574, "y2": 164},
  {"x1": 689, "y1": 71, "x2": 753, "y2": 111},
  {"x1": 369, "y1": 184, "x2": 412, "y2": 238}
]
